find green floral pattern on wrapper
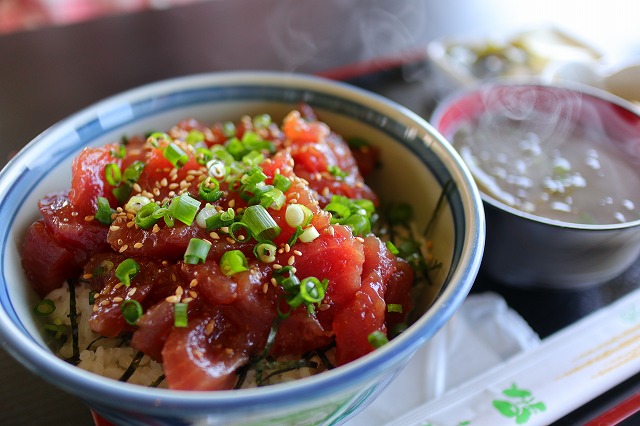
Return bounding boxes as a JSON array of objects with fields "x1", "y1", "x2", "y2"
[{"x1": 492, "y1": 383, "x2": 547, "y2": 424}]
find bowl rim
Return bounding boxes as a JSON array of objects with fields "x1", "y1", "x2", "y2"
[
  {"x1": 0, "y1": 71, "x2": 485, "y2": 414},
  {"x1": 431, "y1": 77, "x2": 640, "y2": 231}
]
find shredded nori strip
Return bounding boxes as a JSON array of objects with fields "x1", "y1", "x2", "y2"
[
  {"x1": 423, "y1": 179, "x2": 455, "y2": 239},
  {"x1": 313, "y1": 344, "x2": 335, "y2": 370},
  {"x1": 66, "y1": 280, "x2": 81, "y2": 366},
  {"x1": 256, "y1": 359, "x2": 318, "y2": 386},
  {"x1": 86, "y1": 336, "x2": 106, "y2": 351},
  {"x1": 150, "y1": 374, "x2": 166, "y2": 388},
  {"x1": 119, "y1": 350, "x2": 145, "y2": 382}
]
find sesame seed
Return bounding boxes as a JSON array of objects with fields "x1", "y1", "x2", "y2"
[
  {"x1": 319, "y1": 303, "x2": 330, "y2": 311},
  {"x1": 133, "y1": 183, "x2": 142, "y2": 193},
  {"x1": 119, "y1": 244, "x2": 128, "y2": 253},
  {"x1": 114, "y1": 283, "x2": 123, "y2": 290},
  {"x1": 293, "y1": 250, "x2": 302, "y2": 256},
  {"x1": 262, "y1": 283, "x2": 269, "y2": 293},
  {"x1": 185, "y1": 175, "x2": 195, "y2": 182},
  {"x1": 82, "y1": 273, "x2": 93, "y2": 279},
  {"x1": 100, "y1": 300, "x2": 110, "y2": 306},
  {"x1": 160, "y1": 178, "x2": 168, "y2": 187},
  {"x1": 110, "y1": 225, "x2": 120, "y2": 231},
  {"x1": 226, "y1": 237, "x2": 235, "y2": 244},
  {"x1": 189, "y1": 279, "x2": 198, "y2": 288},
  {"x1": 134, "y1": 242, "x2": 143, "y2": 249},
  {"x1": 84, "y1": 215, "x2": 95, "y2": 222},
  {"x1": 176, "y1": 286, "x2": 184, "y2": 297},
  {"x1": 168, "y1": 183, "x2": 180, "y2": 190},
  {"x1": 270, "y1": 278, "x2": 278, "y2": 286},
  {"x1": 228, "y1": 199, "x2": 236, "y2": 208},
  {"x1": 356, "y1": 237, "x2": 365, "y2": 243},
  {"x1": 273, "y1": 264, "x2": 282, "y2": 270},
  {"x1": 152, "y1": 224, "x2": 160, "y2": 233},
  {"x1": 204, "y1": 323, "x2": 215, "y2": 336},
  {"x1": 153, "y1": 187, "x2": 161, "y2": 196},
  {"x1": 165, "y1": 295, "x2": 179, "y2": 304},
  {"x1": 224, "y1": 348, "x2": 234, "y2": 355},
  {"x1": 113, "y1": 297, "x2": 124, "y2": 303},
  {"x1": 127, "y1": 288, "x2": 137, "y2": 296},
  {"x1": 210, "y1": 232, "x2": 220, "y2": 240},
  {"x1": 189, "y1": 290, "x2": 198, "y2": 298},
  {"x1": 287, "y1": 255, "x2": 295, "y2": 265},
  {"x1": 127, "y1": 221, "x2": 136, "y2": 228},
  {"x1": 182, "y1": 297, "x2": 193, "y2": 303},
  {"x1": 92, "y1": 305, "x2": 98, "y2": 312},
  {"x1": 284, "y1": 244, "x2": 291, "y2": 253},
  {"x1": 171, "y1": 273, "x2": 177, "y2": 282},
  {"x1": 322, "y1": 187, "x2": 331, "y2": 197}
]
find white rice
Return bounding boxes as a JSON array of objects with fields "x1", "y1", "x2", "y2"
[
  {"x1": 42, "y1": 283, "x2": 333, "y2": 389},
  {"x1": 44, "y1": 283, "x2": 165, "y2": 387}
]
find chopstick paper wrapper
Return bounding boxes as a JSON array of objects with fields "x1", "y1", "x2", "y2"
[{"x1": 385, "y1": 287, "x2": 640, "y2": 426}]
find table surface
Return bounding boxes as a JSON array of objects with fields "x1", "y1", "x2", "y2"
[{"x1": 2, "y1": 1, "x2": 640, "y2": 425}]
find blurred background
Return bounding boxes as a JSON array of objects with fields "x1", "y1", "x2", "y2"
[{"x1": 2, "y1": 1, "x2": 640, "y2": 424}]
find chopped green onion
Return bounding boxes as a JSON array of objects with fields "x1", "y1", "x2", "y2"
[
  {"x1": 121, "y1": 300, "x2": 143, "y2": 325},
  {"x1": 254, "y1": 241, "x2": 277, "y2": 263},
  {"x1": 328, "y1": 165, "x2": 348, "y2": 179},
  {"x1": 135, "y1": 202, "x2": 161, "y2": 229},
  {"x1": 44, "y1": 322, "x2": 67, "y2": 338},
  {"x1": 387, "y1": 303, "x2": 403, "y2": 313},
  {"x1": 228, "y1": 222, "x2": 251, "y2": 242},
  {"x1": 242, "y1": 205, "x2": 281, "y2": 241},
  {"x1": 205, "y1": 207, "x2": 235, "y2": 231},
  {"x1": 241, "y1": 167, "x2": 268, "y2": 186},
  {"x1": 258, "y1": 187, "x2": 285, "y2": 210},
  {"x1": 206, "y1": 159, "x2": 227, "y2": 179},
  {"x1": 34, "y1": 299, "x2": 56, "y2": 316},
  {"x1": 111, "y1": 144, "x2": 127, "y2": 159},
  {"x1": 164, "y1": 143, "x2": 189, "y2": 168},
  {"x1": 195, "y1": 204, "x2": 217, "y2": 228},
  {"x1": 147, "y1": 132, "x2": 172, "y2": 147},
  {"x1": 242, "y1": 131, "x2": 274, "y2": 153},
  {"x1": 273, "y1": 173, "x2": 292, "y2": 193},
  {"x1": 125, "y1": 195, "x2": 151, "y2": 214},
  {"x1": 211, "y1": 145, "x2": 235, "y2": 164},
  {"x1": 324, "y1": 201, "x2": 351, "y2": 222},
  {"x1": 174, "y1": 303, "x2": 188, "y2": 328},
  {"x1": 385, "y1": 240, "x2": 399, "y2": 255},
  {"x1": 242, "y1": 151, "x2": 264, "y2": 167},
  {"x1": 196, "y1": 147, "x2": 213, "y2": 165},
  {"x1": 342, "y1": 214, "x2": 370, "y2": 236},
  {"x1": 122, "y1": 160, "x2": 145, "y2": 183},
  {"x1": 95, "y1": 196, "x2": 116, "y2": 225},
  {"x1": 88, "y1": 291, "x2": 96, "y2": 305},
  {"x1": 299, "y1": 225, "x2": 320, "y2": 243},
  {"x1": 287, "y1": 225, "x2": 304, "y2": 247},
  {"x1": 115, "y1": 258, "x2": 140, "y2": 287},
  {"x1": 112, "y1": 184, "x2": 132, "y2": 204},
  {"x1": 184, "y1": 238, "x2": 212, "y2": 264},
  {"x1": 186, "y1": 129, "x2": 205, "y2": 145},
  {"x1": 285, "y1": 204, "x2": 313, "y2": 228},
  {"x1": 299, "y1": 277, "x2": 327, "y2": 304},
  {"x1": 198, "y1": 177, "x2": 223, "y2": 202},
  {"x1": 168, "y1": 193, "x2": 200, "y2": 226},
  {"x1": 252, "y1": 113, "x2": 272, "y2": 129},
  {"x1": 220, "y1": 250, "x2": 249, "y2": 276},
  {"x1": 367, "y1": 330, "x2": 388, "y2": 348},
  {"x1": 221, "y1": 121, "x2": 236, "y2": 137},
  {"x1": 225, "y1": 137, "x2": 246, "y2": 160},
  {"x1": 105, "y1": 163, "x2": 122, "y2": 186}
]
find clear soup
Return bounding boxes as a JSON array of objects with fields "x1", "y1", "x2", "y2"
[{"x1": 450, "y1": 88, "x2": 640, "y2": 225}]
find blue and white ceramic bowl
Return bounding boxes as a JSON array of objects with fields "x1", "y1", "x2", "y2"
[{"x1": 0, "y1": 72, "x2": 484, "y2": 425}]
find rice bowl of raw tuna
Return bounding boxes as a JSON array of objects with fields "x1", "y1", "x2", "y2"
[{"x1": 0, "y1": 72, "x2": 484, "y2": 426}]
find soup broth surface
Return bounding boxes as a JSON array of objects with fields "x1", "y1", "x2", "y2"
[{"x1": 453, "y1": 113, "x2": 640, "y2": 225}]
